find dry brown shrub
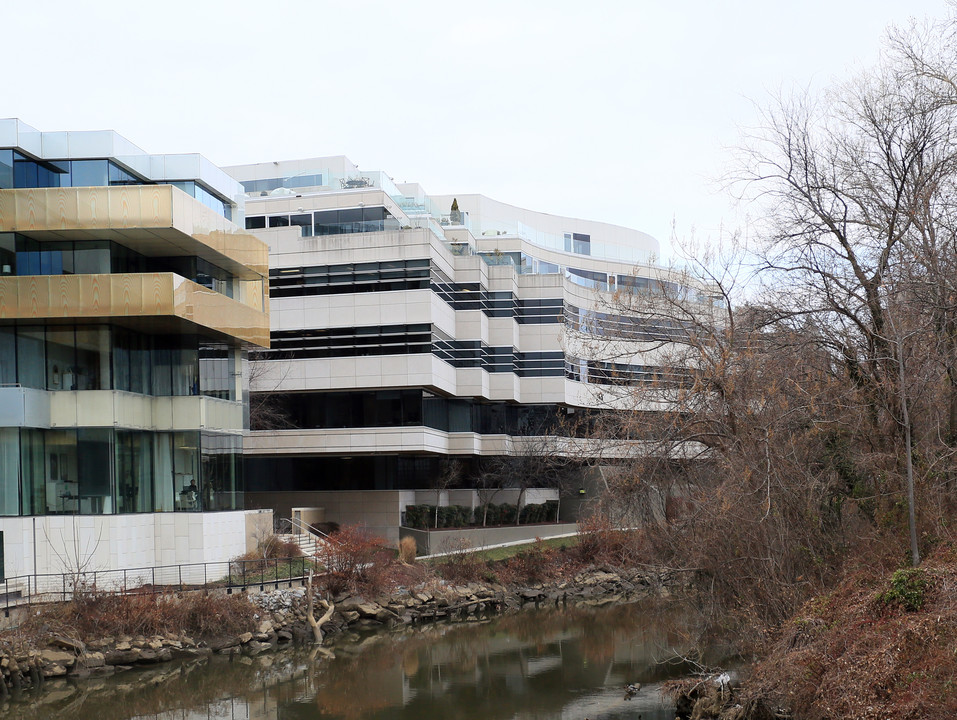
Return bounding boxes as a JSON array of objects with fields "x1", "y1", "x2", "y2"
[
  {"x1": 398, "y1": 536, "x2": 418, "y2": 564},
  {"x1": 436, "y1": 538, "x2": 488, "y2": 583},
  {"x1": 320, "y1": 525, "x2": 398, "y2": 597},
  {"x1": 30, "y1": 591, "x2": 256, "y2": 640},
  {"x1": 496, "y1": 540, "x2": 562, "y2": 585},
  {"x1": 231, "y1": 534, "x2": 304, "y2": 576},
  {"x1": 576, "y1": 514, "x2": 646, "y2": 566}
]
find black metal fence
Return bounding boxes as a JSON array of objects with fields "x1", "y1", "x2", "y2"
[{"x1": 0, "y1": 555, "x2": 315, "y2": 615}]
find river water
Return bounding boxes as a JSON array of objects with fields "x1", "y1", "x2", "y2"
[{"x1": 2, "y1": 600, "x2": 711, "y2": 720}]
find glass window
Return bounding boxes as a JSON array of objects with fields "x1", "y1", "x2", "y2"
[
  {"x1": 0, "y1": 428, "x2": 19, "y2": 516},
  {"x1": 17, "y1": 327, "x2": 45, "y2": 389},
  {"x1": 201, "y1": 432, "x2": 242, "y2": 511},
  {"x1": 173, "y1": 344, "x2": 199, "y2": 396},
  {"x1": 20, "y1": 428, "x2": 45, "y2": 515},
  {"x1": 151, "y1": 342, "x2": 172, "y2": 396},
  {"x1": 0, "y1": 233, "x2": 14, "y2": 275},
  {"x1": 199, "y1": 343, "x2": 230, "y2": 400},
  {"x1": 74, "y1": 241, "x2": 111, "y2": 274},
  {"x1": 0, "y1": 150, "x2": 12, "y2": 189},
  {"x1": 13, "y1": 157, "x2": 38, "y2": 188},
  {"x1": 268, "y1": 215, "x2": 290, "y2": 228},
  {"x1": 74, "y1": 326, "x2": 111, "y2": 390},
  {"x1": 153, "y1": 433, "x2": 174, "y2": 512},
  {"x1": 173, "y1": 431, "x2": 200, "y2": 511},
  {"x1": 76, "y1": 428, "x2": 112, "y2": 514},
  {"x1": 43, "y1": 430, "x2": 78, "y2": 514},
  {"x1": 115, "y1": 431, "x2": 152, "y2": 514},
  {"x1": 109, "y1": 161, "x2": 141, "y2": 186},
  {"x1": 45, "y1": 327, "x2": 75, "y2": 390},
  {"x1": 70, "y1": 160, "x2": 109, "y2": 188},
  {"x1": 245, "y1": 216, "x2": 266, "y2": 230},
  {"x1": 290, "y1": 214, "x2": 312, "y2": 237},
  {"x1": 0, "y1": 327, "x2": 15, "y2": 386}
]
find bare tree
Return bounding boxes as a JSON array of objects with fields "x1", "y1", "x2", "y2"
[
  {"x1": 247, "y1": 350, "x2": 297, "y2": 431},
  {"x1": 732, "y1": 16, "x2": 957, "y2": 566}
]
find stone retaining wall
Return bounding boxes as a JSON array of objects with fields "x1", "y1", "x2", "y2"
[{"x1": 0, "y1": 565, "x2": 682, "y2": 694}]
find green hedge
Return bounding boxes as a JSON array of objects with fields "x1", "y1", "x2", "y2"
[
  {"x1": 403, "y1": 501, "x2": 557, "y2": 528},
  {"x1": 403, "y1": 504, "x2": 474, "y2": 529}
]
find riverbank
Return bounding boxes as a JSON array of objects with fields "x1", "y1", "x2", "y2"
[
  {"x1": 0, "y1": 562, "x2": 682, "y2": 696},
  {"x1": 0, "y1": 599, "x2": 704, "y2": 720},
  {"x1": 664, "y1": 546, "x2": 957, "y2": 720}
]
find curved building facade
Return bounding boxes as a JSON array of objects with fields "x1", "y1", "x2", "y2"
[{"x1": 228, "y1": 157, "x2": 699, "y2": 539}]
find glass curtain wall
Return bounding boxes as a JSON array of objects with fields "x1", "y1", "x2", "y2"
[
  {"x1": 0, "y1": 327, "x2": 15, "y2": 385},
  {"x1": 7, "y1": 429, "x2": 239, "y2": 516},
  {"x1": 201, "y1": 432, "x2": 242, "y2": 511},
  {"x1": 0, "y1": 325, "x2": 241, "y2": 398},
  {"x1": 0, "y1": 429, "x2": 19, "y2": 516},
  {"x1": 115, "y1": 431, "x2": 153, "y2": 514}
]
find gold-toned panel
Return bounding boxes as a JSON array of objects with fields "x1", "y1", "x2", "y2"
[
  {"x1": 0, "y1": 274, "x2": 269, "y2": 347},
  {"x1": 0, "y1": 186, "x2": 268, "y2": 279}
]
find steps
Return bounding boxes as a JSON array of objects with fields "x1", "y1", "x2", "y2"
[{"x1": 276, "y1": 532, "x2": 327, "y2": 559}]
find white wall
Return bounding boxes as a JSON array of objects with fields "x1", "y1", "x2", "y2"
[{"x1": 0, "y1": 510, "x2": 261, "y2": 583}]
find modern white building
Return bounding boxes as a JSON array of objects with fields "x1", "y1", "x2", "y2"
[
  {"x1": 0, "y1": 120, "x2": 272, "y2": 581},
  {"x1": 227, "y1": 157, "x2": 698, "y2": 541}
]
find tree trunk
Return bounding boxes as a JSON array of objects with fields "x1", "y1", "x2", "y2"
[
  {"x1": 306, "y1": 569, "x2": 336, "y2": 644},
  {"x1": 896, "y1": 348, "x2": 921, "y2": 567}
]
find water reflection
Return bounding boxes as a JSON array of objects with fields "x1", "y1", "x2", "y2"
[{"x1": 1, "y1": 601, "x2": 701, "y2": 720}]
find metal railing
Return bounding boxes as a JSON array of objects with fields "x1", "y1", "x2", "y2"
[{"x1": 0, "y1": 554, "x2": 317, "y2": 615}]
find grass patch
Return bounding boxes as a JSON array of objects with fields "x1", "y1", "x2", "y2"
[{"x1": 427, "y1": 535, "x2": 579, "y2": 564}]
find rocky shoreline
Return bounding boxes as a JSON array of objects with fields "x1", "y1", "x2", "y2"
[{"x1": 0, "y1": 564, "x2": 678, "y2": 695}]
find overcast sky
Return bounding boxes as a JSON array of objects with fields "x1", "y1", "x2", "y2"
[{"x1": 5, "y1": 0, "x2": 952, "y2": 259}]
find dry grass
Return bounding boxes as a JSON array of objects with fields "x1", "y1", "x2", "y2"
[
  {"x1": 741, "y1": 545, "x2": 957, "y2": 719},
  {"x1": 24, "y1": 591, "x2": 257, "y2": 641}
]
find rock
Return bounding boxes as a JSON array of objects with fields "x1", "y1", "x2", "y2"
[
  {"x1": 356, "y1": 602, "x2": 382, "y2": 618},
  {"x1": 338, "y1": 597, "x2": 366, "y2": 612},
  {"x1": 238, "y1": 632, "x2": 253, "y2": 644},
  {"x1": 42, "y1": 663, "x2": 68, "y2": 677},
  {"x1": 40, "y1": 649, "x2": 75, "y2": 666},
  {"x1": 341, "y1": 611, "x2": 360, "y2": 624},
  {"x1": 135, "y1": 649, "x2": 171, "y2": 664},
  {"x1": 77, "y1": 652, "x2": 105, "y2": 669},
  {"x1": 104, "y1": 649, "x2": 141, "y2": 665},
  {"x1": 243, "y1": 641, "x2": 271, "y2": 656},
  {"x1": 115, "y1": 641, "x2": 132, "y2": 651},
  {"x1": 258, "y1": 620, "x2": 274, "y2": 634},
  {"x1": 49, "y1": 635, "x2": 85, "y2": 654}
]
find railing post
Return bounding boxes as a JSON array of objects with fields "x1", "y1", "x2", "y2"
[
  {"x1": 123, "y1": 569, "x2": 127, "y2": 594},
  {"x1": 204, "y1": 562, "x2": 207, "y2": 587},
  {"x1": 178, "y1": 564, "x2": 183, "y2": 591}
]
